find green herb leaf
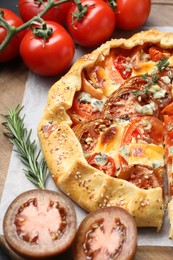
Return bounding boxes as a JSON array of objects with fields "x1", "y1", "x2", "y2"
[
  {"x1": 141, "y1": 73, "x2": 149, "y2": 81},
  {"x1": 151, "y1": 72, "x2": 159, "y2": 83},
  {"x1": 1, "y1": 105, "x2": 48, "y2": 189},
  {"x1": 156, "y1": 56, "x2": 170, "y2": 72}
]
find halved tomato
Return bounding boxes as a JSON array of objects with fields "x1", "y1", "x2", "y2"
[
  {"x1": 73, "y1": 206, "x2": 137, "y2": 260},
  {"x1": 3, "y1": 189, "x2": 77, "y2": 259}
]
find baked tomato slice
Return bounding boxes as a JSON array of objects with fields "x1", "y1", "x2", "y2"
[
  {"x1": 118, "y1": 164, "x2": 164, "y2": 191},
  {"x1": 161, "y1": 102, "x2": 173, "y2": 115},
  {"x1": 122, "y1": 116, "x2": 163, "y2": 146},
  {"x1": 102, "y1": 85, "x2": 159, "y2": 121},
  {"x1": 73, "y1": 206, "x2": 137, "y2": 260},
  {"x1": 68, "y1": 92, "x2": 105, "y2": 125},
  {"x1": 164, "y1": 115, "x2": 173, "y2": 141},
  {"x1": 88, "y1": 152, "x2": 116, "y2": 176},
  {"x1": 73, "y1": 118, "x2": 115, "y2": 156},
  {"x1": 113, "y1": 55, "x2": 132, "y2": 80},
  {"x1": 3, "y1": 189, "x2": 77, "y2": 259},
  {"x1": 149, "y1": 45, "x2": 171, "y2": 62},
  {"x1": 124, "y1": 75, "x2": 172, "y2": 109}
]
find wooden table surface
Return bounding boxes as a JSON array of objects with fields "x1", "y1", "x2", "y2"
[{"x1": 1, "y1": 0, "x2": 173, "y2": 259}]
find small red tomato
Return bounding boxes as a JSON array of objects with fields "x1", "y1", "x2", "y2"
[
  {"x1": 20, "y1": 21, "x2": 75, "y2": 76},
  {"x1": 18, "y1": 0, "x2": 72, "y2": 26},
  {"x1": 115, "y1": 0, "x2": 151, "y2": 30},
  {"x1": 0, "y1": 8, "x2": 25, "y2": 62},
  {"x1": 3, "y1": 189, "x2": 77, "y2": 259},
  {"x1": 73, "y1": 206, "x2": 137, "y2": 259},
  {"x1": 66, "y1": 0, "x2": 116, "y2": 47}
]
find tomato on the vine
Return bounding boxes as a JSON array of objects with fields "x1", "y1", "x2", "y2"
[
  {"x1": 0, "y1": 8, "x2": 25, "y2": 63},
  {"x1": 18, "y1": 0, "x2": 72, "y2": 26},
  {"x1": 20, "y1": 21, "x2": 75, "y2": 76},
  {"x1": 115, "y1": 0, "x2": 151, "y2": 30},
  {"x1": 66, "y1": 0, "x2": 116, "y2": 47}
]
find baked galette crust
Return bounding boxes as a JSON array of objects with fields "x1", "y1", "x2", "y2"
[{"x1": 38, "y1": 29, "x2": 173, "y2": 231}]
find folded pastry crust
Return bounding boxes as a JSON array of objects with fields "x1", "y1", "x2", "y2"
[{"x1": 38, "y1": 29, "x2": 173, "y2": 231}]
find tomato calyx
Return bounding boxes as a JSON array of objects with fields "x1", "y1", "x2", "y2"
[
  {"x1": 30, "y1": 20, "x2": 53, "y2": 40},
  {"x1": 72, "y1": 0, "x2": 88, "y2": 24},
  {"x1": 107, "y1": 0, "x2": 117, "y2": 10},
  {"x1": 34, "y1": 0, "x2": 46, "y2": 6}
]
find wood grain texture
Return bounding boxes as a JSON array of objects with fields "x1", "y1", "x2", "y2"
[
  {"x1": 0, "y1": 1, "x2": 173, "y2": 259},
  {"x1": 0, "y1": 58, "x2": 28, "y2": 199}
]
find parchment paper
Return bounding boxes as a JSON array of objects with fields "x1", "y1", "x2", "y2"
[{"x1": 1, "y1": 27, "x2": 173, "y2": 247}]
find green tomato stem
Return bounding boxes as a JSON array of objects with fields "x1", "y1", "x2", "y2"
[
  {"x1": 73, "y1": 0, "x2": 83, "y2": 12},
  {"x1": 0, "y1": 0, "x2": 70, "y2": 51},
  {"x1": 72, "y1": 0, "x2": 88, "y2": 23}
]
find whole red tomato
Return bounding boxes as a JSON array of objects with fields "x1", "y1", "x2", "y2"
[
  {"x1": 18, "y1": 0, "x2": 72, "y2": 26},
  {"x1": 115, "y1": 0, "x2": 151, "y2": 30},
  {"x1": 20, "y1": 21, "x2": 75, "y2": 76},
  {"x1": 0, "y1": 8, "x2": 25, "y2": 62},
  {"x1": 66, "y1": 0, "x2": 116, "y2": 47}
]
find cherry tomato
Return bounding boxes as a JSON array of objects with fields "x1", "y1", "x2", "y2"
[
  {"x1": 0, "y1": 8, "x2": 25, "y2": 62},
  {"x1": 18, "y1": 0, "x2": 72, "y2": 26},
  {"x1": 88, "y1": 152, "x2": 116, "y2": 176},
  {"x1": 3, "y1": 189, "x2": 77, "y2": 259},
  {"x1": 73, "y1": 206, "x2": 137, "y2": 260},
  {"x1": 115, "y1": 0, "x2": 151, "y2": 30},
  {"x1": 66, "y1": 0, "x2": 116, "y2": 47},
  {"x1": 20, "y1": 21, "x2": 75, "y2": 76}
]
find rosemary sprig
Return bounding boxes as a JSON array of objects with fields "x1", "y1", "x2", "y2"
[{"x1": 1, "y1": 105, "x2": 48, "y2": 189}]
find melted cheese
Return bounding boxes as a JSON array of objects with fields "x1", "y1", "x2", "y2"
[
  {"x1": 119, "y1": 143, "x2": 164, "y2": 168},
  {"x1": 93, "y1": 124, "x2": 126, "y2": 174},
  {"x1": 132, "y1": 61, "x2": 155, "y2": 76},
  {"x1": 78, "y1": 92, "x2": 105, "y2": 112},
  {"x1": 169, "y1": 56, "x2": 173, "y2": 66},
  {"x1": 135, "y1": 102, "x2": 157, "y2": 115},
  {"x1": 149, "y1": 84, "x2": 167, "y2": 99},
  {"x1": 95, "y1": 124, "x2": 125, "y2": 153}
]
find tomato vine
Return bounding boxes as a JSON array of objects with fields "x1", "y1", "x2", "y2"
[{"x1": 0, "y1": 0, "x2": 69, "y2": 51}]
